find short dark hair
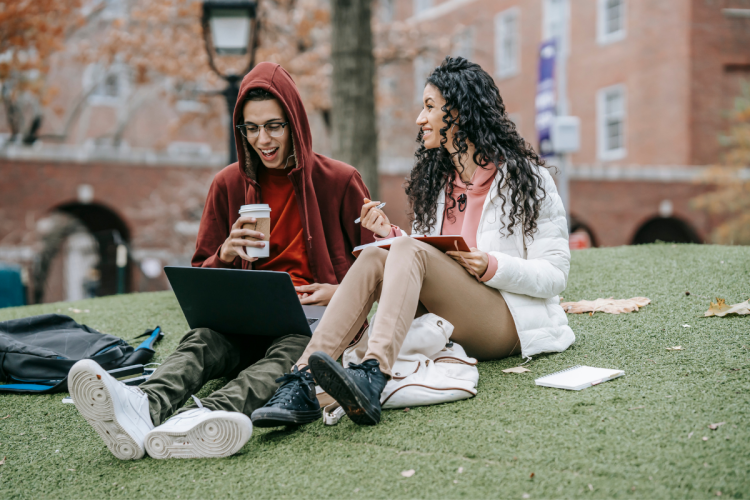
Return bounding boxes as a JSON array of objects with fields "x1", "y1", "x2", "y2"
[{"x1": 244, "y1": 88, "x2": 274, "y2": 102}]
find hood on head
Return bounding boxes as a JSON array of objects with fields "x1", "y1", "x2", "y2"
[{"x1": 233, "y1": 62, "x2": 313, "y2": 180}]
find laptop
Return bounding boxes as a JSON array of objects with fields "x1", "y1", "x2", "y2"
[{"x1": 164, "y1": 267, "x2": 325, "y2": 337}]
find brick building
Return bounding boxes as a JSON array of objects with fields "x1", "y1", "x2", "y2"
[
  {"x1": 377, "y1": 0, "x2": 750, "y2": 246},
  {"x1": 1, "y1": 0, "x2": 748, "y2": 303}
]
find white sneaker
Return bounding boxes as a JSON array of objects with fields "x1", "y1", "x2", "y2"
[
  {"x1": 144, "y1": 405, "x2": 252, "y2": 459},
  {"x1": 68, "y1": 359, "x2": 154, "y2": 460}
]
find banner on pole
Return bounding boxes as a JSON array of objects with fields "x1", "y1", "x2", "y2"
[{"x1": 536, "y1": 40, "x2": 557, "y2": 158}]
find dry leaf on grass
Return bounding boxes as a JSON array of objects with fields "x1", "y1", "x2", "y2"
[
  {"x1": 1, "y1": 414, "x2": 9, "y2": 419},
  {"x1": 702, "y1": 436, "x2": 709, "y2": 441},
  {"x1": 67, "y1": 308, "x2": 89, "y2": 313},
  {"x1": 560, "y1": 297, "x2": 651, "y2": 315},
  {"x1": 457, "y1": 467, "x2": 464, "y2": 473},
  {"x1": 704, "y1": 298, "x2": 750, "y2": 317},
  {"x1": 0, "y1": 457, "x2": 5, "y2": 466},
  {"x1": 666, "y1": 346, "x2": 684, "y2": 351},
  {"x1": 401, "y1": 469, "x2": 415, "y2": 478},
  {"x1": 708, "y1": 422, "x2": 726, "y2": 430},
  {"x1": 502, "y1": 366, "x2": 530, "y2": 374}
]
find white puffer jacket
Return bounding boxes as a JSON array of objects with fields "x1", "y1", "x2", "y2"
[{"x1": 405, "y1": 166, "x2": 575, "y2": 359}]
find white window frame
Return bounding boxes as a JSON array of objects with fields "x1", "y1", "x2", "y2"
[
  {"x1": 597, "y1": 84, "x2": 627, "y2": 161},
  {"x1": 83, "y1": 63, "x2": 131, "y2": 106},
  {"x1": 494, "y1": 7, "x2": 520, "y2": 80},
  {"x1": 453, "y1": 26, "x2": 476, "y2": 61},
  {"x1": 413, "y1": 0, "x2": 432, "y2": 17},
  {"x1": 413, "y1": 55, "x2": 434, "y2": 105},
  {"x1": 597, "y1": 0, "x2": 627, "y2": 45}
]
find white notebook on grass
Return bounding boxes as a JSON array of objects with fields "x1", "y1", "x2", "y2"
[{"x1": 535, "y1": 365, "x2": 624, "y2": 391}]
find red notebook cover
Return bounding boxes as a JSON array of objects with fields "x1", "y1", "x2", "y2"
[{"x1": 352, "y1": 235, "x2": 471, "y2": 257}]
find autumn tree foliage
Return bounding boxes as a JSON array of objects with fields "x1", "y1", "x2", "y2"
[
  {"x1": 0, "y1": 0, "x2": 83, "y2": 140},
  {"x1": 692, "y1": 83, "x2": 750, "y2": 245}
]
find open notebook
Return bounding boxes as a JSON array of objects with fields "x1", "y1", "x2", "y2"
[
  {"x1": 352, "y1": 235, "x2": 471, "y2": 257},
  {"x1": 535, "y1": 365, "x2": 624, "y2": 391}
]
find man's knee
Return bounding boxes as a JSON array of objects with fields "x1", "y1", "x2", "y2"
[
  {"x1": 267, "y1": 334, "x2": 310, "y2": 360},
  {"x1": 178, "y1": 327, "x2": 224, "y2": 347}
]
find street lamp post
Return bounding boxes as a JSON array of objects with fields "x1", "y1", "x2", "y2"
[{"x1": 201, "y1": 0, "x2": 258, "y2": 165}]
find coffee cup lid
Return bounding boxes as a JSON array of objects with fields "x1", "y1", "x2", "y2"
[{"x1": 239, "y1": 204, "x2": 271, "y2": 213}]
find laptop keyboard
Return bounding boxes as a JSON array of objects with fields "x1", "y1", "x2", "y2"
[{"x1": 307, "y1": 318, "x2": 319, "y2": 325}]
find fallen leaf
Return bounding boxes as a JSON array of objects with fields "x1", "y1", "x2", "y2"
[
  {"x1": 506, "y1": 430, "x2": 513, "y2": 433},
  {"x1": 717, "y1": 492, "x2": 722, "y2": 496},
  {"x1": 0, "y1": 457, "x2": 5, "y2": 466},
  {"x1": 401, "y1": 469, "x2": 415, "y2": 478},
  {"x1": 705, "y1": 298, "x2": 749, "y2": 317},
  {"x1": 1, "y1": 415, "x2": 9, "y2": 419},
  {"x1": 502, "y1": 366, "x2": 530, "y2": 374},
  {"x1": 666, "y1": 346, "x2": 684, "y2": 351},
  {"x1": 529, "y1": 472, "x2": 535, "y2": 478},
  {"x1": 453, "y1": 480, "x2": 458, "y2": 484},
  {"x1": 561, "y1": 297, "x2": 651, "y2": 315},
  {"x1": 588, "y1": 484, "x2": 594, "y2": 491},
  {"x1": 403, "y1": 408, "x2": 410, "y2": 412},
  {"x1": 688, "y1": 432, "x2": 694, "y2": 439},
  {"x1": 522, "y1": 494, "x2": 531, "y2": 499},
  {"x1": 457, "y1": 467, "x2": 464, "y2": 473},
  {"x1": 682, "y1": 324, "x2": 691, "y2": 328},
  {"x1": 67, "y1": 308, "x2": 90, "y2": 313},
  {"x1": 702, "y1": 436, "x2": 709, "y2": 441},
  {"x1": 708, "y1": 422, "x2": 726, "y2": 430},
  {"x1": 67, "y1": 469, "x2": 76, "y2": 471}
]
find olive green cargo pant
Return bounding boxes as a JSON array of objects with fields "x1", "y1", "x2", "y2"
[{"x1": 139, "y1": 328, "x2": 309, "y2": 426}]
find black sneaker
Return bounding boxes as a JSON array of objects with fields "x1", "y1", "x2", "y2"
[
  {"x1": 309, "y1": 352, "x2": 387, "y2": 426},
  {"x1": 251, "y1": 365, "x2": 321, "y2": 427}
]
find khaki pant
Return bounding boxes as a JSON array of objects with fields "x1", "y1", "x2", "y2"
[{"x1": 298, "y1": 237, "x2": 520, "y2": 377}]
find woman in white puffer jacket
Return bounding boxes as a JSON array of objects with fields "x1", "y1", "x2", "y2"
[{"x1": 257, "y1": 56, "x2": 574, "y2": 427}]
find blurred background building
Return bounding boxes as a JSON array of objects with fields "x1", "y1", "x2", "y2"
[{"x1": 1, "y1": 0, "x2": 748, "y2": 305}]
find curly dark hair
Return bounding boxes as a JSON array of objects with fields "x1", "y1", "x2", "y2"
[{"x1": 405, "y1": 56, "x2": 548, "y2": 239}]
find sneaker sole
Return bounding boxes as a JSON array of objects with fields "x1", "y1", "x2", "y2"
[
  {"x1": 144, "y1": 413, "x2": 252, "y2": 459},
  {"x1": 69, "y1": 360, "x2": 145, "y2": 460},
  {"x1": 251, "y1": 408, "x2": 322, "y2": 428},
  {"x1": 309, "y1": 353, "x2": 380, "y2": 426}
]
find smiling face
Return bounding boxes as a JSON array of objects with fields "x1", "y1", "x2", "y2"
[
  {"x1": 242, "y1": 98, "x2": 294, "y2": 169},
  {"x1": 416, "y1": 83, "x2": 456, "y2": 151}
]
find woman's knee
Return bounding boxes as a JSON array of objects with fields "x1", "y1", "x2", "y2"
[
  {"x1": 389, "y1": 235, "x2": 426, "y2": 257},
  {"x1": 356, "y1": 246, "x2": 388, "y2": 270}
]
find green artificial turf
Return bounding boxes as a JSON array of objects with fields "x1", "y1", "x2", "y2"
[{"x1": 1, "y1": 243, "x2": 748, "y2": 499}]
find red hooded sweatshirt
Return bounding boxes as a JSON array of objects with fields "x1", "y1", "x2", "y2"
[{"x1": 192, "y1": 63, "x2": 375, "y2": 284}]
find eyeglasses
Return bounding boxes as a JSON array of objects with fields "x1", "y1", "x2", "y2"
[{"x1": 236, "y1": 122, "x2": 289, "y2": 139}]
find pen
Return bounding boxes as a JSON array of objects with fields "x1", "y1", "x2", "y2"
[{"x1": 354, "y1": 202, "x2": 386, "y2": 224}]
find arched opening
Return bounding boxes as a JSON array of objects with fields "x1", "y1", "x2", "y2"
[
  {"x1": 34, "y1": 203, "x2": 132, "y2": 303},
  {"x1": 631, "y1": 217, "x2": 702, "y2": 245},
  {"x1": 570, "y1": 218, "x2": 599, "y2": 248}
]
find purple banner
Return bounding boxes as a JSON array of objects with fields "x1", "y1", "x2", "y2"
[{"x1": 536, "y1": 40, "x2": 557, "y2": 158}]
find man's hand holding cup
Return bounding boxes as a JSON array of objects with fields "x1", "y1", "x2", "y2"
[{"x1": 219, "y1": 216, "x2": 267, "y2": 263}]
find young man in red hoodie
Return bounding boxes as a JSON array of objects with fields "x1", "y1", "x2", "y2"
[{"x1": 67, "y1": 63, "x2": 374, "y2": 460}]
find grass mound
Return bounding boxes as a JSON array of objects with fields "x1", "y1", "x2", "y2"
[{"x1": 0, "y1": 244, "x2": 748, "y2": 499}]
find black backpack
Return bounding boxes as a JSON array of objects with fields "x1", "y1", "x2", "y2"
[{"x1": 0, "y1": 314, "x2": 162, "y2": 394}]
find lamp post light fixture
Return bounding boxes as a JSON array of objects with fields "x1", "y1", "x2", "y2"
[{"x1": 201, "y1": 0, "x2": 258, "y2": 164}]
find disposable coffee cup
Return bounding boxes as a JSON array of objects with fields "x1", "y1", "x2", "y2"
[{"x1": 238, "y1": 204, "x2": 271, "y2": 258}]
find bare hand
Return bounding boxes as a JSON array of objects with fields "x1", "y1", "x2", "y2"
[
  {"x1": 295, "y1": 283, "x2": 338, "y2": 306},
  {"x1": 446, "y1": 247, "x2": 489, "y2": 278},
  {"x1": 219, "y1": 216, "x2": 266, "y2": 263},
  {"x1": 360, "y1": 198, "x2": 391, "y2": 238}
]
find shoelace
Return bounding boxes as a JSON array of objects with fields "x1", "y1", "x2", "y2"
[
  {"x1": 346, "y1": 362, "x2": 378, "y2": 381},
  {"x1": 268, "y1": 366, "x2": 314, "y2": 406}
]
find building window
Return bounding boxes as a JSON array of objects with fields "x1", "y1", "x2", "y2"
[
  {"x1": 380, "y1": 0, "x2": 395, "y2": 24},
  {"x1": 413, "y1": 55, "x2": 434, "y2": 104},
  {"x1": 413, "y1": 0, "x2": 432, "y2": 16},
  {"x1": 597, "y1": 0, "x2": 626, "y2": 45},
  {"x1": 494, "y1": 8, "x2": 520, "y2": 79},
  {"x1": 453, "y1": 27, "x2": 475, "y2": 61},
  {"x1": 597, "y1": 84, "x2": 626, "y2": 160},
  {"x1": 83, "y1": 63, "x2": 130, "y2": 106},
  {"x1": 542, "y1": 0, "x2": 567, "y2": 41}
]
